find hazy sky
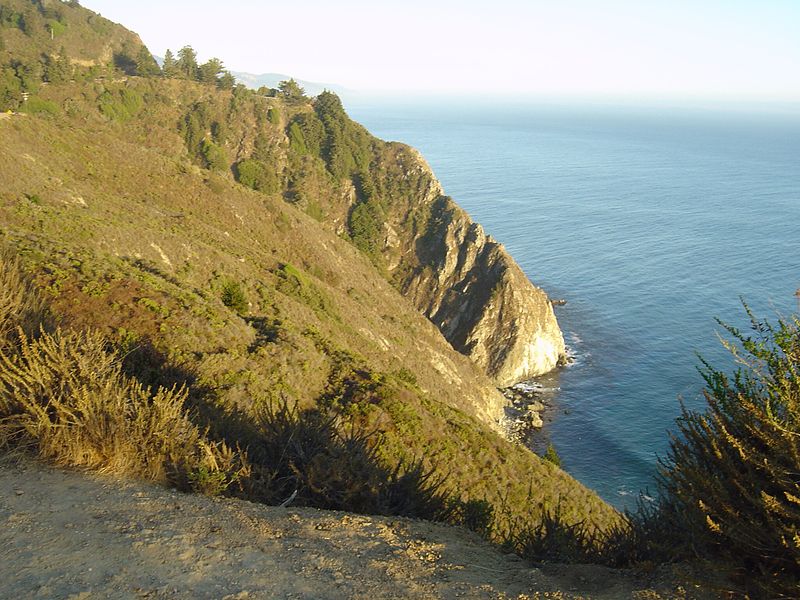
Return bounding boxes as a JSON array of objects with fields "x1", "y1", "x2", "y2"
[{"x1": 82, "y1": 0, "x2": 800, "y2": 100}]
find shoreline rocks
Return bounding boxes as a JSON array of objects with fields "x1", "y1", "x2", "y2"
[{"x1": 502, "y1": 381, "x2": 557, "y2": 433}]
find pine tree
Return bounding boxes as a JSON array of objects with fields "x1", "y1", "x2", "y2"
[
  {"x1": 135, "y1": 46, "x2": 160, "y2": 77},
  {"x1": 198, "y1": 58, "x2": 223, "y2": 84},
  {"x1": 217, "y1": 71, "x2": 235, "y2": 90},
  {"x1": 278, "y1": 78, "x2": 306, "y2": 103},
  {"x1": 175, "y1": 45, "x2": 198, "y2": 80},
  {"x1": 162, "y1": 49, "x2": 177, "y2": 78}
]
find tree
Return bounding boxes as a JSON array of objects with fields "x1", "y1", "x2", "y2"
[
  {"x1": 217, "y1": 70, "x2": 235, "y2": 90},
  {"x1": 0, "y1": 66, "x2": 23, "y2": 111},
  {"x1": 43, "y1": 49, "x2": 71, "y2": 83},
  {"x1": 278, "y1": 78, "x2": 306, "y2": 103},
  {"x1": 161, "y1": 49, "x2": 177, "y2": 78},
  {"x1": 542, "y1": 443, "x2": 561, "y2": 467},
  {"x1": 175, "y1": 45, "x2": 198, "y2": 80},
  {"x1": 200, "y1": 138, "x2": 228, "y2": 171},
  {"x1": 135, "y1": 46, "x2": 160, "y2": 77},
  {"x1": 290, "y1": 113, "x2": 324, "y2": 157},
  {"x1": 198, "y1": 57, "x2": 223, "y2": 84},
  {"x1": 15, "y1": 60, "x2": 43, "y2": 92}
]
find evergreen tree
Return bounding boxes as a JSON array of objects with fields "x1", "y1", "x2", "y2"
[
  {"x1": 217, "y1": 70, "x2": 235, "y2": 90},
  {"x1": 175, "y1": 45, "x2": 198, "y2": 80},
  {"x1": 16, "y1": 60, "x2": 43, "y2": 92},
  {"x1": 161, "y1": 49, "x2": 177, "y2": 78},
  {"x1": 135, "y1": 46, "x2": 160, "y2": 77},
  {"x1": 198, "y1": 57, "x2": 223, "y2": 84},
  {"x1": 0, "y1": 66, "x2": 22, "y2": 111},
  {"x1": 43, "y1": 51, "x2": 70, "y2": 83},
  {"x1": 278, "y1": 78, "x2": 306, "y2": 103}
]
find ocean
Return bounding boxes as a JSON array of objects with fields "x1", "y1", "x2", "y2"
[{"x1": 347, "y1": 98, "x2": 800, "y2": 508}]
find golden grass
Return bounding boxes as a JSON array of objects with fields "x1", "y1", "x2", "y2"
[{"x1": 0, "y1": 254, "x2": 247, "y2": 493}]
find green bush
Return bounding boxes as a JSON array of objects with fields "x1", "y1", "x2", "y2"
[
  {"x1": 275, "y1": 263, "x2": 336, "y2": 318},
  {"x1": 542, "y1": 443, "x2": 561, "y2": 467},
  {"x1": 639, "y1": 308, "x2": 800, "y2": 598},
  {"x1": 220, "y1": 279, "x2": 248, "y2": 314},
  {"x1": 98, "y1": 88, "x2": 142, "y2": 122},
  {"x1": 200, "y1": 138, "x2": 228, "y2": 171},
  {"x1": 22, "y1": 96, "x2": 59, "y2": 116},
  {"x1": 234, "y1": 159, "x2": 278, "y2": 193}
]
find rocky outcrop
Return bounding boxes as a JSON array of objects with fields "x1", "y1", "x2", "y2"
[{"x1": 376, "y1": 146, "x2": 566, "y2": 386}]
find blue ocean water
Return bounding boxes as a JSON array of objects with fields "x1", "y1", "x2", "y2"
[{"x1": 347, "y1": 98, "x2": 800, "y2": 508}]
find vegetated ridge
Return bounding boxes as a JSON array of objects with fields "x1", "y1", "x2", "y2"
[
  {"x1": 3, "y1": 3, "x2": 798, "y2": 598},
  {"x1": 0, "y1": 0, "x2": 613, "y2": 539}
]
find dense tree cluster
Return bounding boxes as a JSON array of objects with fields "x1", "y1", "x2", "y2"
[
  {"x1": 0, "y1": 1, "x2": 166, "y2": 111},
  {"x1": 162, "y1": 45, "x2": 236, "y2": 90}
]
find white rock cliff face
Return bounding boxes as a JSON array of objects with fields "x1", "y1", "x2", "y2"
[{"x1": 379, "y1": 146, "x2": 566, "y2": 386}]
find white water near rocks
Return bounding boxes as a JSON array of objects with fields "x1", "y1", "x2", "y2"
[{"x1": 349, "y1": 99, "x2": 800, "y2": 508}]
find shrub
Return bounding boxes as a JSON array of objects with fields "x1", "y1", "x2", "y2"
[
  {"x1": 22, "y1": 96, "x2": 59, "y2": 116},
  {"x1": 500, "y1": 504, "x2": 602, "y2": 564},
  {"x1": 542, "y1": 443, "x2": 561, "y2": 467},
  {"x1": 275, "y1": 263, "x2": 336, "y2": 318},
  {"x1": 246, "y1": 401, "x2": 452, "y2": 518},
  {"x1": 220, "y1": 279, "x2": 248, "y2": 314},
  {"x1": 200, "y1": 138, "x2": 228, "y2": 171},
  {"x1": 0, "y1": 252, "x2": 49, "y2": 350},
  {"x1": 98, "y1": 88, "x2": 142, "y2": 122},
  {"x1": 641, "y1": 308, "x2": 800, "y2": 597},
  {"x1": 234, "y1": 159, "x2": 278, "y2": 193},
  {"x1": 0, "y1": 256, "x2": 248, "y2": 494}
]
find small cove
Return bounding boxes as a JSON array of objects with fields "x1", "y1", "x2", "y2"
[{"x1": 349, "y1": 99, "x2": 800, "y2": 507}]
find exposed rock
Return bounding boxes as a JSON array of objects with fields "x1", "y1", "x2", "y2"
[
  {"x1": 527, "y1": 411, "x2": 545, "y2": 429},
  {"x1": 376, "y1": 147, "x2": 566, "y2": 385}
]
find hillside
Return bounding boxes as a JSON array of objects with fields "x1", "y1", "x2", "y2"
[{"x1": 0, "y1": 0, "x2": 615, "y2": 563}]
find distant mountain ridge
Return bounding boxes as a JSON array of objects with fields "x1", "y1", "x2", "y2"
[
  {"x1": 232, "y1": 71, "x2": 346, "y2": 96},
  {"x1": 153, "y1": 55, "x2": 344, "y2": 95}
]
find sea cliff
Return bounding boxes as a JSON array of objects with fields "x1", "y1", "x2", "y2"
[{"x1": 365, "y1": 146, "x2": 567, "y2": 386}]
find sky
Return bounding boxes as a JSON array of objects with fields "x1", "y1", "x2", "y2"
[{"x1": 82, "y1": 0, "x2": 800, "y2": 101}]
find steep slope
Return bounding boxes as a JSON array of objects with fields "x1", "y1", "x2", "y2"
[
  {"x1": 0, "y1": 79, "x2": 616, "y2": 532},
  {"x1": 280, "y1": 94, "x2": 567, "y2": 385},
  {"x1": 1, "y1": 0, "x2": 566, "y2": 386},
  {"x1": 0, "y1": 0, "x2": 152, "y2": 76},
  {"x1": 370, "y1": 146, "x2": 566, "y2": 385},
  {"x1": 0, "y1": 0, "x2": 615, "y2": 534}
]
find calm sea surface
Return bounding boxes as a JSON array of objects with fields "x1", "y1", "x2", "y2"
[{"x1": 347, "y1": 99, "x2": 800, "y2": 508}]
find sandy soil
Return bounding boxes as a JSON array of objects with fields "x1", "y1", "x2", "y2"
[{"x1": 0, "y1": 461, "x2": 711, "y2": 599}]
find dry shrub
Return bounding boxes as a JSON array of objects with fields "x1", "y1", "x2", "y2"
[
  {"x1": 0, "y1": 252, "x2": 50, "y2": 350},
  {"x1": 244, "y1": 401, "x2": 452, "y2": 519},
  {"x1": 0, "y1": 327, "x2": 247, "y2": 494}
]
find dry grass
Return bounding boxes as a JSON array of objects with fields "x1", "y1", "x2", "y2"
[
  {"x1": 0, "y1": 254, "x2": 247, "y2": 494},
  {"x1": 0, "y1": 251, "x2": 50, "y2": 350}
]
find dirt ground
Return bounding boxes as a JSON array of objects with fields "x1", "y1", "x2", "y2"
[{"x1": 0, "y1": 461, "x2": 714, "y2": 599}]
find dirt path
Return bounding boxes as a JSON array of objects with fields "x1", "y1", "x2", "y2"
[{"x1": 0, "y1": 461, "x2": 707, "y2": 599}]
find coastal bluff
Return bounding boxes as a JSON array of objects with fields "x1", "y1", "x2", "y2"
[{"x1": 365, "y1": 146, "x2": 567, "y2": 386}]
